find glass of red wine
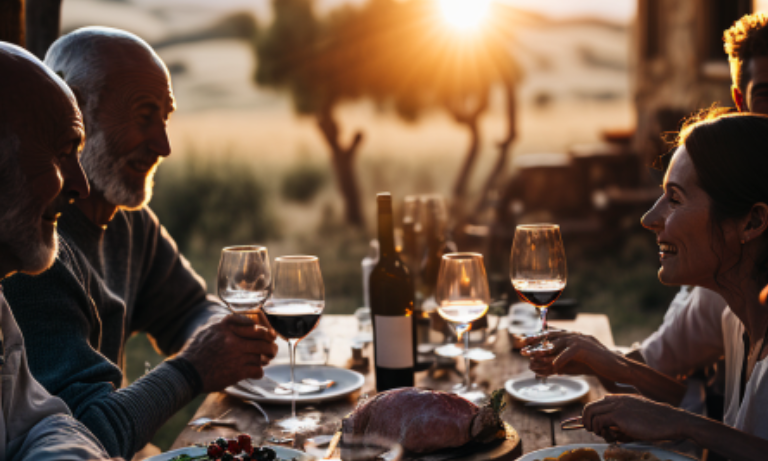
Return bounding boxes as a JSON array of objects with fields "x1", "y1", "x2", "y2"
[
  {"x1": 263, "y1": 255, "x2": 325, "y2": 432},
  {"x1": 510, "y1": 224, "x2": 567, "y2": 398}
]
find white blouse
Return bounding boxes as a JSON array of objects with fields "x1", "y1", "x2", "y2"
[{"x1": 722, "y1": 307, "x2": 768, "y2": 440}]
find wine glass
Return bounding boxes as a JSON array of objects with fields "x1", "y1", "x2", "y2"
[
  {"x1": 217, "y1": 246, "x2": 272, "y2": 317},
  {"x1": 435, "y1": 253, "x2": 491, "y2": 403},
  {"x1": 263, "y1": 255, "x2": 325, "y2": 432},
  {"x1": 510, "y1": 224, "x2": 567, "y2": 398}
]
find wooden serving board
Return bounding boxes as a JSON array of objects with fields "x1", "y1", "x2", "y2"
[{"x1": 401, "y1": 423, "x2": 521, "y2": 461}]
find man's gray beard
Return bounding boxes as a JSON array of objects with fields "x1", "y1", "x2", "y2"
[
  {"x1": 80, "y1": 130, "x2": 159, "y2": 210},
  {"x1": 0, "y1": 155, "x2": 57, "y2": 275}
]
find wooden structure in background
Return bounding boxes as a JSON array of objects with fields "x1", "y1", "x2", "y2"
[
  {"x1": 632, "y1": 0, "x2": 752, "y2": 166},
  {"x1": 25, "y1": 0, "x2": 63, "y2": 59},
  {"x1": 0, "y1": 0, "x2": 25, "y2": 47}
]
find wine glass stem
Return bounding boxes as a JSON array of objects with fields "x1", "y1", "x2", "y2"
[
  {"x1": 457, "y1": 324, "x2": 471, "y2": 392},
  {"x1": 289, "y1": 338, "x2": 298, "y2": 421},
  {"x1": 539, "y1": 306, "x2": 549, "y2": 386}
]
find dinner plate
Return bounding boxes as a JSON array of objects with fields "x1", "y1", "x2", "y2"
[
  {"x1": 226, "y1": 364, "x2": 365, "y2": 405},
  {"x1": 505, "y1": 373, "x2": 589, "y2": 406},
  {"x1": 516, "y1": 443, "x2": 695, "y2": 461},
  {"x1": 145, "y1": 445, "x2": 312, "y2": 461}
]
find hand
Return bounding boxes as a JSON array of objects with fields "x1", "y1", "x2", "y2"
[
  {"x1": 179, "y1": 314, "x2": 278, "y2": 393},
  {"x1": 520, "y1": 331, "x2": 622, "y2": 379},
  {"x1": 582, "y1": 394, "x2": 687, "y2": 442}
]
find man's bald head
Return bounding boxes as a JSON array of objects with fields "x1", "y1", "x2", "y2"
[
  {"x1": 44, "y1": 27, "x2": 175, "y2": 211},
  {"x1": 0, "y1": 43, "x2": 88, "y2": 277},
  {"x1": 44, "y1": 26, "x2": 170, "y2": 116}
]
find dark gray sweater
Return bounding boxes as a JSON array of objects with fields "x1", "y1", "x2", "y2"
[{"x1": 1, "y1": 205, "x2": 224, "y2": 459}]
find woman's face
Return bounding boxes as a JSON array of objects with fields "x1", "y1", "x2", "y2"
[{"x1": 641, "y1": 146, "x2": 741, "y2": 288}]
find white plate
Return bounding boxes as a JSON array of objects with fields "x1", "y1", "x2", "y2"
[
  {"x1": 226, "y1": 364, "x2": 365, "y2": 405},
  {"x1": 145, "y1": 445, "x2": 313, "y2": 461},
  {"x1": 505, "y1": 373, "x2": 589, "y2": 406},
  {"x1": 517, "y1": 443, "x2": 694, "y2": 461}
]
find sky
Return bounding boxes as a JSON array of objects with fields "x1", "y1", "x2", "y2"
[{"x1": 134, "y1": 0, "x2": 637, "y2": 24}]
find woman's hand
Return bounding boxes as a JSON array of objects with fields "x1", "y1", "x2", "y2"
[
  {"x1": 520, "y1": 331, "x2": 624, "y2": 380},
  {"x1": 582, "y1": 394, "x2": 687, "y2": 442}
]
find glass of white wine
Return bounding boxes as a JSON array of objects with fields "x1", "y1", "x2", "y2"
[
  {"x1": 435, "y1": 253, "x2": 491, "y2": 403},
  {"x1": 217, "y1": 246, "x2": 272, "y2": 317},
  {"x1": 510, "y1": 224, "x2": 567, "y2": 398}
]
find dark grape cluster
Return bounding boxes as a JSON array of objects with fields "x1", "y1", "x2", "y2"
[{"x1": 170, "y1": 434, "x2": 277, "y2": 461}]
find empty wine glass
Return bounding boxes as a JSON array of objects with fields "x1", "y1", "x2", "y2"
[
  {"x1": 510, "y1": 224, "x2": 567, "y2": 398},
  {"x1": 263, "y1": 255, "x2": 325, "y2": 432},
  {"x1": 435, "y1": 253, "x2": 491, "y2": 403},
  {"x1": 217, "y1": 246, "x2": 272, "y2": 317}
]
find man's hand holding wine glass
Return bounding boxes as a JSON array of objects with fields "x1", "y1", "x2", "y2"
[{"x1": 179, "y1": 314, "x2": 278, "y2": 393}]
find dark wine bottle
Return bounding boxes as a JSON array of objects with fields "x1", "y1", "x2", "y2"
[{"x1": 370, "y1": 192, "x2": 416, "y2": 391}]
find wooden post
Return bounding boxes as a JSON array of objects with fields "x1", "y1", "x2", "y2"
[
  {"x1": 0, "y1": 0, "x2": 26, "y2": 47},
  {"x1": 25, "y1": 0, "x2": 61, "y2": 59}
]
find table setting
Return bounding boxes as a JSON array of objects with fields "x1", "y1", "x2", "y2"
[{"x1": 157, "y1": 195, "x2": 702, "y2": 461}]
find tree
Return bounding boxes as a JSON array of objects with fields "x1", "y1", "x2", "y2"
[{"x1": 253, "y1": 0, "x2": 519, "y2": 226}]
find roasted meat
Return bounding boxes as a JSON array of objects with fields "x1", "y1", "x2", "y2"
[{"x1": 341, "y1": 388, "x2": 505, "y2": 453}]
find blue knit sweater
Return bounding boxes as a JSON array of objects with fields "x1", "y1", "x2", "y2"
[{"x1": 2, "y1": 205, "x2": 225, "y2": 459}]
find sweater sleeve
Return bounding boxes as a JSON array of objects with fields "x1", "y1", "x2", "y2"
[
  {"x1": 2, "y1": 254, "x2": 199, "y2": 460},
  {"x1": 131, "y1": 207, "x2": 227, "y2": 356}
]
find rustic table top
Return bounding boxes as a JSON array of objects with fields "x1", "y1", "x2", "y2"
[{"x1": 170, "y1": 313, "x2": 676, "y2": 458}]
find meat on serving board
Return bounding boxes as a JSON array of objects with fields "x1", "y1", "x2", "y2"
[{"x1": 341, "y1": 387, "x2": 505, "y2": 453}]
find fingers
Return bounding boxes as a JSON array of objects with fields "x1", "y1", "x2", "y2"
[
  {"x1": 228, "y1": 321, "x2": 277, "y2": 342},
  {"x1": 551, "y1": 346, "x2": 580, "y2": 373},
  {"x1": 239, "y1": 337, "x2": 279, "y2": 359}
]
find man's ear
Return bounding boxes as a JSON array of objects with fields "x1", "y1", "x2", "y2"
[
  {"x1": 733, "y1": 85, "x2": 746, "y2": 112},
  {"x1": 743, "y1": 203, "x2": 768, "y2": 243}
]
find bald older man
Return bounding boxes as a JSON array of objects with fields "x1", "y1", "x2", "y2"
[
  {"x1": 0, "y1": 43, "x2": 110, "y2": 461},
  {"x1": 2, "y1": 28, "x2": 277, "y2": 459}
]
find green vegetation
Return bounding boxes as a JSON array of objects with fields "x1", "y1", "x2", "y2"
[{"x1": 280, "y1": 160, "x2": 329, "y2": 203}]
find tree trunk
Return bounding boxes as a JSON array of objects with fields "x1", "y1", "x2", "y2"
[
  {"x1": 473, "y1": 77, "x2": 517, "y2": 218},
  {"x1": 25, "y1": 0, "x2": 61, "y2": 59},
  {"x1": 447, "y1": 91, "x2": 489, "y2": 221},
  {"x1": 316, "y1": 105, "x2": 365, "y2": 228},
  {"x1": 0, "y1": 0, "x2": 25, "y2": 47},
  {"x1": 452, "y1": 117, "x2": 481, "y2": 216}
]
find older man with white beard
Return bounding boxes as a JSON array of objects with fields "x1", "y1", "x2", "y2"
[
  {"x1": 1, "y1": 27, "x2": 278, "y2": 460},
  {"x1": 0, "y1": 43, "x2": 111, "y2": 461}
]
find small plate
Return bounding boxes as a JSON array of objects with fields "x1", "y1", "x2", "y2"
[
  {"x1": 505, "y1": 373, "x2": 589, "y2": 406},
  {"x1": 226, "y1": 364, "x2": 365, "y2": 405},
  {"x1": 145, "y1": 445, "x2": 312, "y2": 461},
  {"x1": 517, "y1": 443, "x2": 694, "y2": 461}
]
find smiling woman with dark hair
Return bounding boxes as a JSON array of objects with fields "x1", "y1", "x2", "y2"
[{"x1": 573, "y1": 112, "x2": 768, "y2": 461}]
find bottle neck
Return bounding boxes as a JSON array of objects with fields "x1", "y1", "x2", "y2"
[{"x1": 377, "y1": 203, "x2": 396, "y2": 258}]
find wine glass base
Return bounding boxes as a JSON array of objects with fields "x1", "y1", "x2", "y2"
[
  {"x1": 464, "y1": 348, "x2": 496, "y2": 361},
  {"x1": 276, "y1": 414, "x2": 320, "y2": 432},
  {"x1": 435, "y1": 344, "x2": 464, "y2": 358},
  {"x1": 454, "y1": 388, "x2": 488, "y2": 404}
]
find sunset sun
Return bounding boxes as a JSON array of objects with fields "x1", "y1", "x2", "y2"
[{"x1": 438, "y1": 0, "x2": 492, "y2": 30}]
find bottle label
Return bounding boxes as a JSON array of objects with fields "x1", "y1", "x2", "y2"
[{"x1": 374, "y1": 315, "x2": 414, "y2": 368}]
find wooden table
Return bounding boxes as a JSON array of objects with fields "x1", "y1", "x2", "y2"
[{"x1": 172, "y1": 314, "x2": 616, "y2": 456}]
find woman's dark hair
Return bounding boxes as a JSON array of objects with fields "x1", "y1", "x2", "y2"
[{"x1": 676, "y1": 112, "x2": 768, "y2": 281}]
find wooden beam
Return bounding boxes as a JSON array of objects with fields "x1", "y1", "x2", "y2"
[
  {"x1": 0, "y1": 0, "x2": 26, "y2": 47},
  {"x1": 25, "y1": 0, "x2": 61, "y2": 59}
]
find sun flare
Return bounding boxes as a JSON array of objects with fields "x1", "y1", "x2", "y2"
[{"x1": 438, "y1": 0, "x2": 492, "y2": 30}]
